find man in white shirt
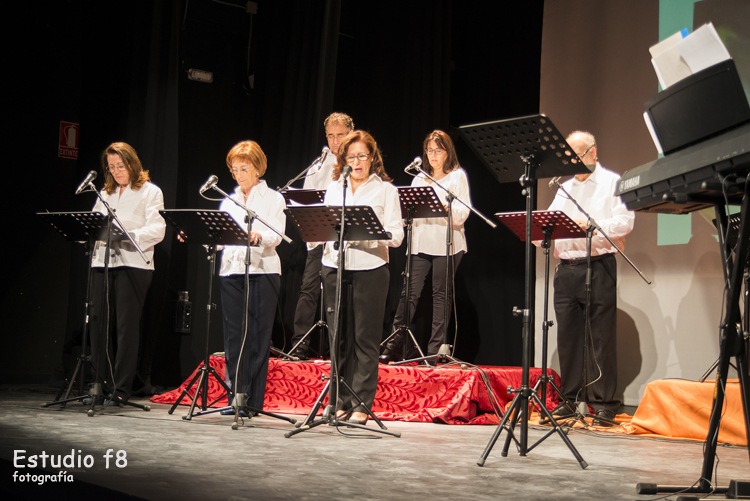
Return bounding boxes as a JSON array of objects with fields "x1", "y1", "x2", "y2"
[
  {"x1": 547, "y1": 131, "x2": 635, "y2": 427},
  {"x1": 290, "y1": 112, "x2": 354, "y2": 359}
]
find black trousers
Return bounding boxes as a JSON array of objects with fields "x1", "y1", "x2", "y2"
[
  {"x1": 219, "y1": 273, "x2": 280, "y2": 409},
  {"x1": 291, "y1": 245, "x2": 324, "y2": 348},
  {"x1": 89, "y1": 267, "x2": 153, "y2": 401},
  {"x1": 553, "y1": 253, "x2": 620, "y2": 413},
  {"x1": 393, "y1": 252, "x2": 463, "y2": 355},
  {"x1": 323, "y1": 264, "x2": 389, "y2": 413}
]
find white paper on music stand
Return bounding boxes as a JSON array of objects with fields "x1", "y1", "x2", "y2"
[
  {"x1": 676, "y1": 22, "x2": 731, "y2": 74},
  {"x1": 649, "y1": 30, "x2": 691, "y2": 89}
]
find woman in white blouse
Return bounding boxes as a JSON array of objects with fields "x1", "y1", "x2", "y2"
[
  {"x1": 218, "y1": 140, "x2": 286, "y2": 415},
  {"x1": 321, "y1": 130, "x2": 404, "y2": 425},
  {"x1": 380, "y1": 130, "x2": 471, "y2": 363},
  {"x1": 89, "y1": 142, "x2": 165, "y2": 405}
]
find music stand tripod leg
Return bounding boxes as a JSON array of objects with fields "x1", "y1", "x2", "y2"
[
  {"x1": 285, "y1": 275, "x2": 329, "y2": 360},
  {"x1": 168, "y1": 244, "x2": 234, "y2": 420},
  {"x1": 477, "y1": 389, "x2": 522, "y2": 466},
  {"x1": 382, "y1": 206, "x2": 427, "y2": 365},
  {"x1": 44, "y1": 237, "x2": 100, "y2": 409},
  {"x1": 530, "y1": 388, "x2": 588, "y2": 468}
]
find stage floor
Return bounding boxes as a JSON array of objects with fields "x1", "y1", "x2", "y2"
[{"x1": 1, "y1": 384, "x2": 748, "y2": 501}]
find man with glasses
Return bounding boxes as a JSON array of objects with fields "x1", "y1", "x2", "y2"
[
  {"x1": 290, "y1": 112, "x2": 354, "y2": 359},
  {"x1": 547, "y1": 131, "x2": 634, "y2": 427}
]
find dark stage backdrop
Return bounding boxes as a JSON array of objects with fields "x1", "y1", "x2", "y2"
[{"x1": 2, "y1": 0, "x2": 543, "y2": 386}]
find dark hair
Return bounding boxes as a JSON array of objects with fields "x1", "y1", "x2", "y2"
[
  {"x1": 333, "y1": 130, "x2": 392, "y2": 182},
  {"x1": 422, "y1": 130, "x2": 459, "y2": 176},
  {"x1": 324, "y1": 112, "x2": 354, "y2": 131},
  {"x1": 100, "y1": 142, "x2": 150, "y2": 195}
]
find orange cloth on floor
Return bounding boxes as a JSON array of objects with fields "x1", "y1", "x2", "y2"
[{"x1": 619, "y1": 378, "x2": 747, "y2": 446}]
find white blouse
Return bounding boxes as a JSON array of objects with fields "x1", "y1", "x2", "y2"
[
  {"x1": 219, "y1": 180, "x2": 286, "y2": 276},
  {"x1": 321, "y1": 174, "x2": 404, "y2": 271},
  {"x1": 410, "y1": 168, "x2": 471, "y2": 256},
  {"x1": 91, "y1": 181, "x2": 166, "y2": 271}
]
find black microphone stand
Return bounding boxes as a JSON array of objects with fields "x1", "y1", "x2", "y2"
[
  {"x1": 551, "y1": 178, "x2": 650, "y2": 427},
  {"x1": 55, "y1": 181, "x2": 154, "y2": 415},
  {"x1": 278, "y1": 148, "x2": 329, "y2": 193},
  {"x1": 88, "y1": 190, "x2": 154, "y2": 414},
  {"x1": 285, "y1": 170, "x2": 400, "y2": 438},
  {"x1": 201, "y1": 183, "x2": 295, "y2": 429},
  {"x1": 394, "y1": 165, "x2": 495, "y2": 367}
]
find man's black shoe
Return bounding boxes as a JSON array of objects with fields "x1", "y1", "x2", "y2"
[
  {"x1": 291, "y1": 345, "x2": 311, "y2": 361},
  {"x1": 551, "y1": 401, "x2": 575, "y2": 416},
  {"x1": 592, "y1": 408, "x2": 617, "y2": 427}
]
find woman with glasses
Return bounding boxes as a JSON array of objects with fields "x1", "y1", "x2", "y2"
[
  {"x1": 380, "y1": 130, "x2": 471, "y2": 363},
  {"x1": 321, "y1": 130, "x2": 404, "y2": 425},
  {"x1": 218, "y1": 140, "x2": 286, "y2": 416},
  {"x1": 89, "y1": 142, "x2": 165, "y2": 405}
]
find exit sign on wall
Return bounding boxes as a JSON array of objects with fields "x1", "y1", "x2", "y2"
[{"x1": 59, "y1": 121, "x2": 79, "y2": 159}]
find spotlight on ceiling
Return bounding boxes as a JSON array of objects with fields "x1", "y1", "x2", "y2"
[{"x1": 187, "y1": 69, "x2": 214, "y2": 83}]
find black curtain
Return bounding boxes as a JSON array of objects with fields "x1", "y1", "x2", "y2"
[
  {"x1": 3, "y1": 0, "x2": 543, "y2": 385},
  {"x1": 62, "y1": 1, "x2": 181, "y2": 390},
  {"x1": 176, "y1": 0, "x2": 345, "y2": 377}
]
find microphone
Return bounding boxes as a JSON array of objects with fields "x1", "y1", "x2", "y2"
[
  {"x1": 404, "y1": 156, "x2": 422, "y2": 173},
  {"x1": 75, "y1": 170, "x2": 97, "y2": 195},
  {"x1": 548, "y1": 176, "x2": 562, "y2": 189},
  {"x1": 319, "y1": 146, "x2": 330, "y2": 165},
  {"x1": 341, "y1": 165, "x2": 352, "y2": 179},
  {"x1": 199, "y1": 175, "x2": 219, "y2": 194}
]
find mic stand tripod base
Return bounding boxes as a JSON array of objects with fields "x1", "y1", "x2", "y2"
[
  {"x1": 379, "y1": 325, "x2": 426, "y2": 365},
  {"x1": 283, "y1": 319, "x2": 329, "y2": 361},
  {"x1": 200, "y1": 392, "x2": 296, "y2": 429},
  {"x1": 284, "y1": 376, "x2": 401, "y2": 438},
  {"x1": 391, "y1": 343, "x2": 466, "y2": 369}
]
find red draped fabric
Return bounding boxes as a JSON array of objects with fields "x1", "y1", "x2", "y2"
[{"x1": 150, "y1": 357, "x2": 562, "y2": 425}]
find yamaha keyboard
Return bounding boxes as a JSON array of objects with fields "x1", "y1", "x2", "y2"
[{"x1": 616, "y1": 122, "x2": 750, "y2": 214}]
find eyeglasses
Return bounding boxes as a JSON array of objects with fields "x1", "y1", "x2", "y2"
[
  {"x1": 425, "y1": 148, "x2": 445, "y2": 155},
  {"x1": 578, "y1": 145, "x2": 595, "y2": 159},
  {"x1": 230, "y1": 167, "x2": 254, "y2": 176},
  {"x1": 326, "y1": 133, "x2": 347, "y2": 141},
  {"x1": 108, "y1": 165, "x2": 127, "y2": 172},
  {"x1": 345, "y1": 153, "x2": 370, "y2": 162}
]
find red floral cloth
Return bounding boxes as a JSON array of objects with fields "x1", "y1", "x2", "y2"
[{"x1": 150, "y1": 357, "x2": 561, "y2": 425}]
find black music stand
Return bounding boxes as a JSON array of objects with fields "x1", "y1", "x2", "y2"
[
  {"x1": 283, "y1": 205, "x2": 400, "y2": 438},
  {"x1": 282, "y1": 188, "x2": 328, "y2": 360},
  {"x1": 495, "y1": 211, "x2": 584, "y2": 421},
  {"x1": 380, "y1": 186, "x2": 446, "y2": 364},
  {"x1": 160, "y1": 210, "x2": 296, "y2": 425},
  {"x1": 282, "y1": 189, "x2": 326, "y2": 206},
  {"x1": 40, "y1": 210, "x2": 150, "y2": 415},
  {"x1": 459, "y1": 115, "x2": 589, "y2": 468},
  {"x1": 39, "y1": 212, "x2": 121, "y2": 409}
]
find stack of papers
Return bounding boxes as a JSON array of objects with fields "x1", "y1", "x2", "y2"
[{"x1": 649, "y1": 22, "x2": 731, "y2": 90}]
